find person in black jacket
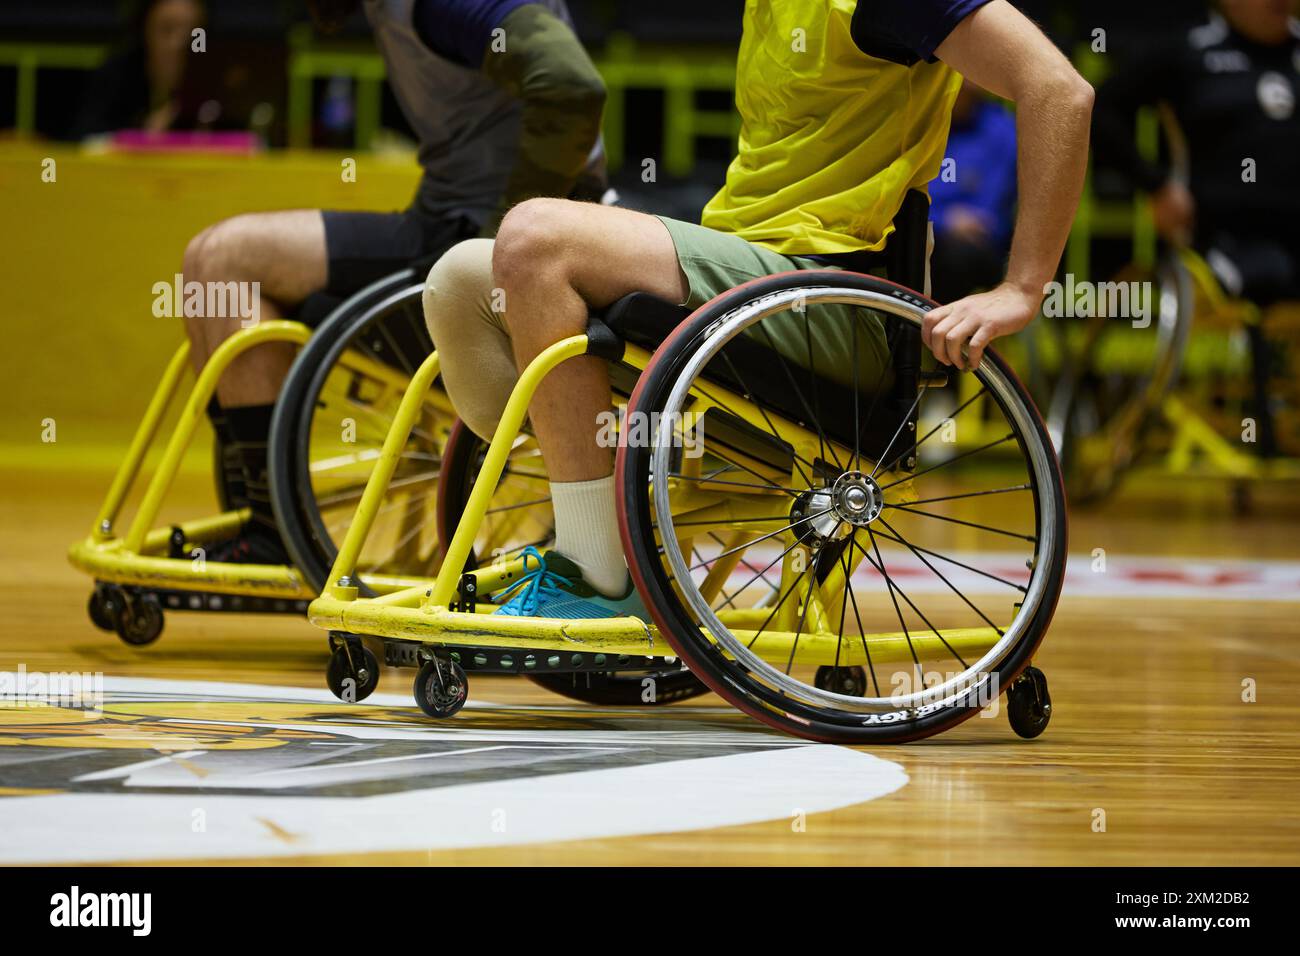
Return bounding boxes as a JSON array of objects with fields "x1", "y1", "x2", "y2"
[{"x1": 1091, "y1": 0, "x2": 1300, "y2": 306}]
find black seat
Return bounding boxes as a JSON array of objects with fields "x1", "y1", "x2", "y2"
[
  {"x1": 599, "y1": 292, "x2": 692, "y2": 348},
  {"x1": 589, "y1": 190, "x2": 931, "y2": 471},
  {"x1": 593, "y1": 291, "x2": 908, "y2": 469}
]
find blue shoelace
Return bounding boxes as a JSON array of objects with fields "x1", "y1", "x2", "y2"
[{"x1": 493, "y1": 547, "x2": 574, "y2": 616}]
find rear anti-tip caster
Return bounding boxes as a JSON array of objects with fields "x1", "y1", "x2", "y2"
[
  {"x1": 814, "y1": 665, "x2": 867, "y2": 696},
  {"x1": 326, "y1": 639, "x2": 380, "y2": 702},
  {"x1": 413, "y1": 657, "x2": 468, "y2": 719},
  {"x1": 1007, "y1": 665, "x2": 1051, "y2": 739},
  {"x1": 115, "y1": 591, "x2": 164, "y2": 646},
  {"x1": 87, "y1": 585, "x2": 121, "y2": 632}
]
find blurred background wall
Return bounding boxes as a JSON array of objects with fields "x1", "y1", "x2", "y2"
[{"x1": 0, "y1": 0, "x2": 1231, "y2": 465}]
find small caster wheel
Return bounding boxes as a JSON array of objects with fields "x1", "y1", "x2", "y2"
[
  {"x1": 115, "y1": 592, "x2": 164, "y2": 646},
  {"x1": 1007, "y1": 665, "x2": 1051, "y2": 739},
  {"x1": 326, "y1": 643, "x2": 380, "y2": 702},
  {"x1": 814, "y1": 665, "x2": 867, "y2": 696},
  {"x1": 87, "y1": 587, "x2": 119, "y2": 632},
  {"x1": 413, "y1": 658, "x2": 468, "y2": 718}
]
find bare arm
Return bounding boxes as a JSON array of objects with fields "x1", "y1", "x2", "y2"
[{"x1": 924, "y1": 0, "x2": 1093, "y2": 369}]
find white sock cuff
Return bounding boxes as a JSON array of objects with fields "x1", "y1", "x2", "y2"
[{"x1": 550, "y1": 474, "x2": 628, "y2": 597}]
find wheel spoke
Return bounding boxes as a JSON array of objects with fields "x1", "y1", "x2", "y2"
[
  {"x1": 856, "y1": 533, "x2": 971, "y2": 672},
  {"x1": 868, "y1": 386, "x2": 925, "y2": 481},
  {"x1": 757, "y1": 321, "x2": 843, "y2": 471},
  {"x1": 803, "y1": 308, "x2": 843, "y2": 472},
  {"x1": 667, "y1": 470, "x2": 803, "y2": 497},
  {"x1": 686, "y1": 508, "x2": 831, "y2": 571},
  {"x1": 902, "y1": 484, "x2": 1031, "y2": 507},
  {"x1": 860, "y1": 530, "x2": 923, "y2": 675},
  {"x1": 864, "y1": 524, "x2": 1029, "y2": 593},
  {"x1": 835, "y1": 546, "x2": 881, "y2": 696},
  {"x1": 884, "y1": 504, "x2": 1036, "y2": 543},
  {"x1": 876, "y1": 432, "x2": 1016, "y2": 491},
  {"x1": 717, "y1": 352, "x2": 818, "y2": 489},
  {"x1": 875, "y1": 516, "x2": 1005, "y2": 637}
]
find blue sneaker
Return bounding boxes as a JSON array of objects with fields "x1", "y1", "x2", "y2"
[{"x1": 492, "y1": 547, "x2": 650, "y2": 621}]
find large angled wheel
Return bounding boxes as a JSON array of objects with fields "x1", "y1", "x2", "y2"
[
  {"x1": 270, "y1": 270, "x2": 456, "y2": 594},
  {"x1": 436, "y1": 420, "x2": 709, "y2": 705},
  {"x1": 618, "y1": 271, "x2": 1067, "y2": 744}
]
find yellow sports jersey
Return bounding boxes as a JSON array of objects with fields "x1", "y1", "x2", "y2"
[{"x1": 702, "y1": 0, "x2": 984, "y2": 256}]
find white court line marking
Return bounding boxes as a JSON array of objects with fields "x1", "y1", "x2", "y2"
[
  {"x1": 74, "y1": 750, "x2": 207, "y2": 782},
  {"x1": 0, "y1": 676, "x2": 909, "y2": 863},
  {"x1": 252, "y1": 744, "x2": 626, "y2": 779}
]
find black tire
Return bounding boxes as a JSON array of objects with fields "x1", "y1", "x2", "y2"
[
  {"x1": 528, "y1": 668, "x2": 707, "y2": 706},
  {"x1": 413, "y1": 658, "x2": 468, "y2": 718},
  {"x1": 326, "y1": 643, "x2": 380, "y2": 702},
  {"x1": 618, "y1": 271, "x2": 1068, "y2": 744},
  {"x1": 87, "y1": 588, "x2": 117, "y2": 632},
  {"x1": 269, "y1": 269, "x2": 450, "y2": 594},
  {"x1": 436, "y1": 421, "x2": 709, "y2": 706},
  {"x1": 115, "y1": 592, "x2": 164, "y2": 646},
  {"x1": 1006, "y1": 665, "x2": 1051, "y2": 739}
]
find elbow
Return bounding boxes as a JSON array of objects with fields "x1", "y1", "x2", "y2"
[
  {"x1": 1060, "y1": 70, "x2": 1095, "y2": 120},
  {"x1": 1021, "y1": 66, "x2": 1093, "y2": 127}
]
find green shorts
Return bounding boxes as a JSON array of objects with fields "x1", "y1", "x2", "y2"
[{"x1": 658, "y1": 216, "x2": 892, "y2": 390}]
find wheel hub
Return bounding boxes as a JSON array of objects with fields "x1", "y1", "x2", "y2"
[
  {"x1": 831, "y1": 471, "x2": 883, "y2": 527},
  {"x1": 790, "y1": 471, "x2": 884, "y2": 545}
]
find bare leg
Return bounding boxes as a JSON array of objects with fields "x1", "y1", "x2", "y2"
[
  {"x1": 181, "y1": 210, "x2": 327, "y2": 407},
  {"x1": 489, "y1": 200, "x2": 687, "y2": 596},
  {"x1": 492, "y1": 199, "x2": 687, "y2": 482}
]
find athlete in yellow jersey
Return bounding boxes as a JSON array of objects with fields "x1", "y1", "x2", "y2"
[{"x1": 422, "y1": 0, "x2": 1094, "y2": 615}]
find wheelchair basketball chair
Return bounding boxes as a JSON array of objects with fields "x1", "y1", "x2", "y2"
[
  {"x1": 68, "y1": 264, "x2": 456, "y2": 645},
  {"x1": 308, "y1": 193, "x2": 1068, "y2": 744},
  {"x1": 1047, "y1": 245, "x2": 1300, "y2": 505}
]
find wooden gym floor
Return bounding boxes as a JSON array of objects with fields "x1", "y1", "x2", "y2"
[{"x1": 1, "y1": 465, "x2": 1298, "y2": 866}]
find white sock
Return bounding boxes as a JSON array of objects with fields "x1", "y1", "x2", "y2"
[{"x1": 550, "y1": 474, "x2": 629, "y2": 597}]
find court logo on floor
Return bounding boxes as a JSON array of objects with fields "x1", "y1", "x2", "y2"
[{"x1": 0, "y1": 677, "x2": 907, "y2": 863}]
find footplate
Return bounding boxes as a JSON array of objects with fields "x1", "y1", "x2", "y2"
[
  {"x1": 97, "y1": 581, "x2": 310, "y2": 615},
  {"x1": 380, "y1": 637, "x2": 673, "y2": 675}
]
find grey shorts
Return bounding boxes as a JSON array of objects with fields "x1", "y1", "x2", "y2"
[{"x1": 657, "y1": 216, "x2": 892, "y2": 388}]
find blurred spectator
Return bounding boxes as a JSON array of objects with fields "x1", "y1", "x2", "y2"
[
  {"x1": 928, "y1": 80, "x2": 1018, "y2": 304},
  {"x1": 1091, "y1": 0, "x2": 1300, "y2": 306},
  {"x1": 69, "y1": 0, "x2": 206, "y2": 138}
]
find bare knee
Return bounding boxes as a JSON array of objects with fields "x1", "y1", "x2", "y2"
[
  {"x1": 182, "y1": 225, "x2": 216, "y2": 281},
  {"x1": 492, "y1": 198, "x2": 576, "y2": 291},
  {"x1": 183, "y1": 215, "x2": 257, "y2": 282}
]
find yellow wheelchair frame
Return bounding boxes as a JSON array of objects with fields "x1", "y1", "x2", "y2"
[
  {"x1": 1159, "y1": 251, "x2": 1300, "y2": 482},
  {"x1": 1059, "y1": 247, "x2": 1300, "y2": 499},
  {"x1": 67, "y1": 317, "x2": 458, "y2": 644},
  {"x1": 309, "y1": 324, "x2": 1022, "y2": 729}
]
